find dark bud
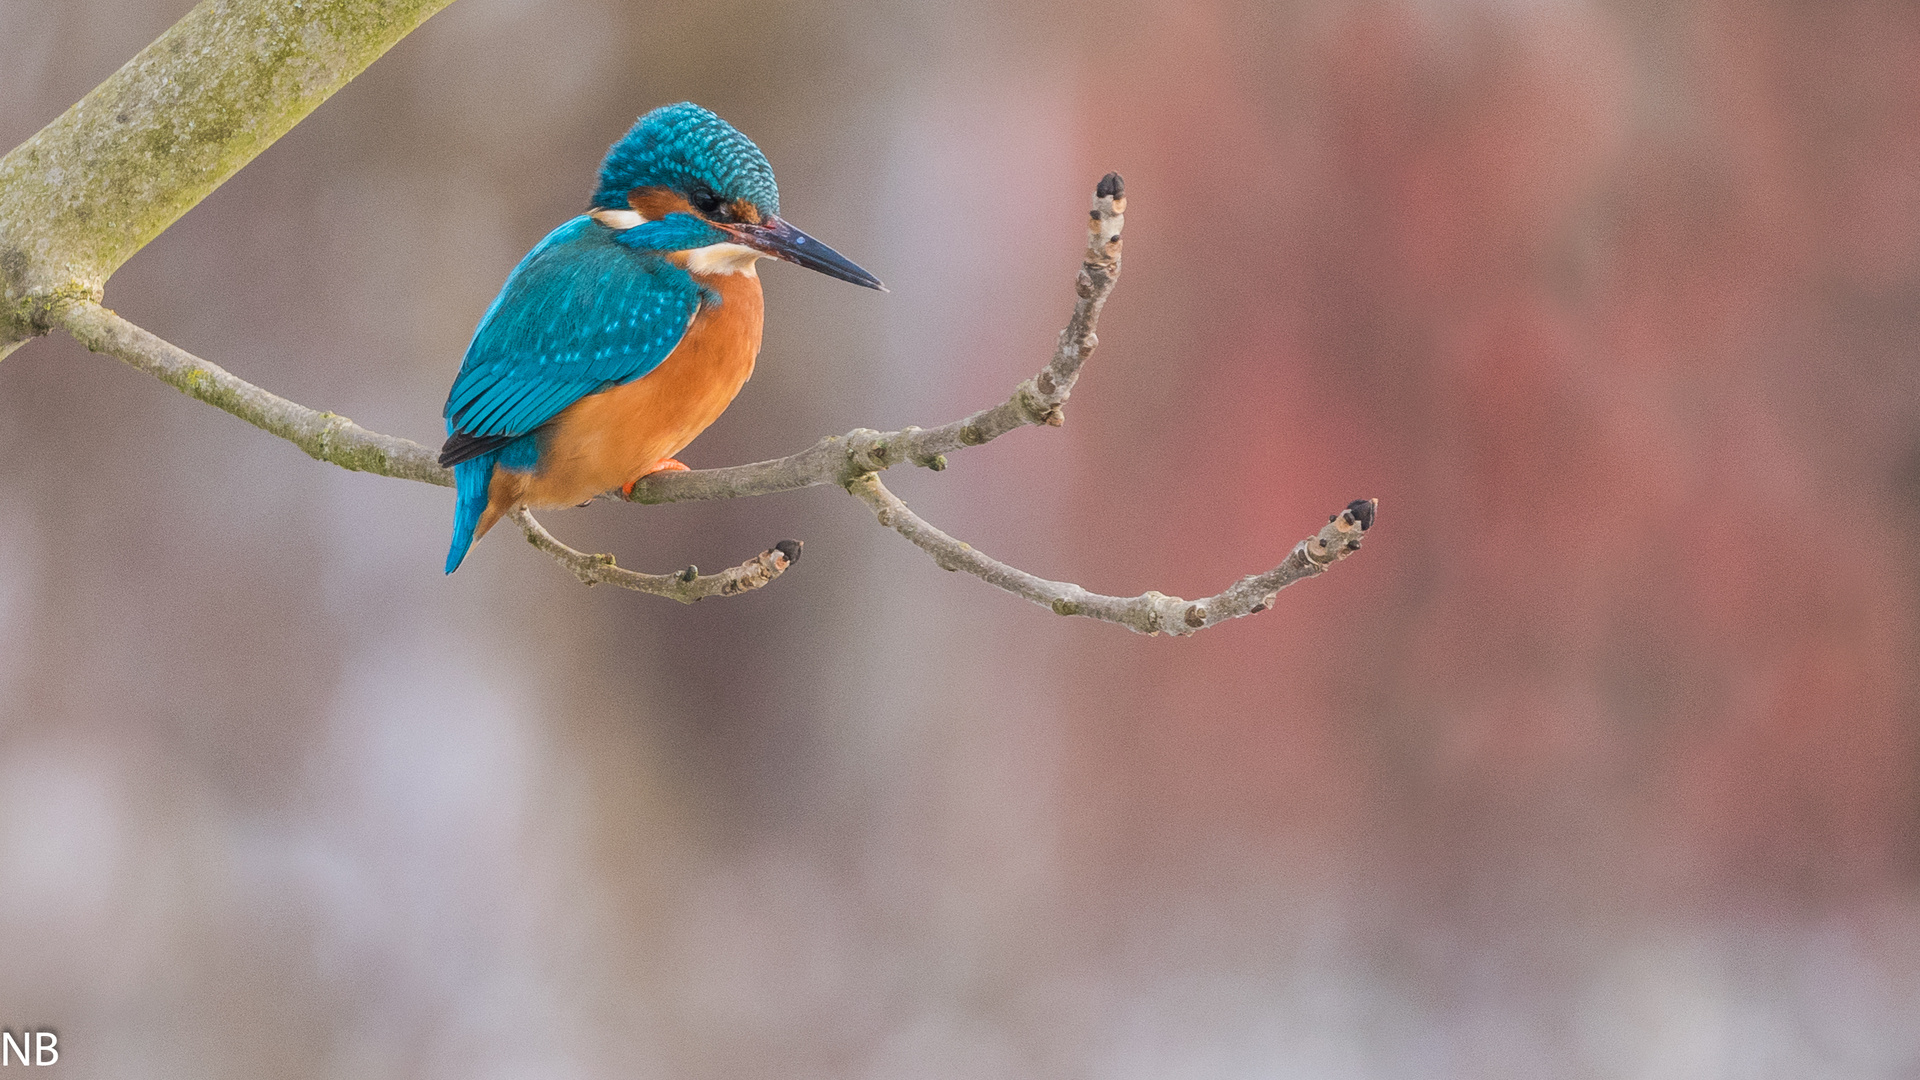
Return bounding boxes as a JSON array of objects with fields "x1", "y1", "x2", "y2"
[
  {"x1": 1096, "y1": 172, "x2": 1125, "y2": 199},
  {"x1": 773, "y1": 539, "x2": 803, "y2": 565},
  {"x1": 679, "y1": 565, "x2": 698, "y2": 582},
  {"x1": 1346, "y1": 499, "x2": 1376, "y2": 531}
]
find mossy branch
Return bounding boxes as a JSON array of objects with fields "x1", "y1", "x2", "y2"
[
  {"x1": 1, "y1": 0, "x2": 457, "y2": 349},
  {"x1": 59, "y1": 299, "x2": 450, "y2": 484},
  {"x1": 48, "y1": 173, "x2": 1376, "y2": 628},
  {"x1": 0, "y1": 2, "x2": 1375, "y2": 628}
]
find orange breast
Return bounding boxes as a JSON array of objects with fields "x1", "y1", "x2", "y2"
[{"x1": 495, "y1": 269, "x2": 764, "y2": 513}]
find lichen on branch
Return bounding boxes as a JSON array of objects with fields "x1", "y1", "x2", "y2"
[
  {"x1": 512, "y1": 509, "x2": 801, "y2": 602},
  {"x1": 1, "y1": 0, "x2": 456, "y2": 350},
  {"x1": 1, "y1": 0, "x2": 1374, "y2": 631},
  {"x1": 59, "y1": 300, "x2": 449, "y2": 485},
  {"x1": 45, "y1": 174, "x2": 1375, "y2": 631}
]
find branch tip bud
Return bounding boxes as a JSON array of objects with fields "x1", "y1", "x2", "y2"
[{"x1": 1346, "y1": 498, "x2": 1377, "y2": 531}]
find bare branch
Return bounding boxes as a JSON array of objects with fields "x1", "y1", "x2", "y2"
[
  {"x1": 1, "y1": 0, "x2": 1375, "y2": 627},
  {"x1": 60, "y1": 300, "x2": 450, "y2": 485},
  {"x1": 37, "y1": 173, "x2": 1375, "y2": 629},
  {"x1": 620, "y1": 172, "x2": 1128, "y2": 505},
  {"x1": 850, "y1": 474, "x2": 1375, "y2": 636},
  {"x1": 56, "y1": 296, "x2": 813, "y2": 593},
  {"x1": 511, "y1": 509, "x2": 800, "y2": 602}
]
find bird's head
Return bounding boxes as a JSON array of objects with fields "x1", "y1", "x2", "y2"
[{"x1": 592, "y1": 103, "x2": 882, "y2": 290}]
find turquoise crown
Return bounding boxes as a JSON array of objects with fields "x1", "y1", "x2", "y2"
[{"x1": 591, "y1": 103, "x2": 780, "y2": 217}]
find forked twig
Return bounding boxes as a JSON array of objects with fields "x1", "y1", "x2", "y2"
[
  {"x1": 511, "y1": 508, "x2": 799, "y2": 602},
  {"x1": 48, "y1": 174, "x2": 1375, "y2": 630}
]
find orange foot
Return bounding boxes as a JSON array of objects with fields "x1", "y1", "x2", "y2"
[{"x1": 621, "y1": 458, "x2": 690, "y2": 498}]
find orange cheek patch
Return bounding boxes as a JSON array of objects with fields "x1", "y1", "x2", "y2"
[{"x1": 628, "y1": 186, "x2": 695, "y2": 220}]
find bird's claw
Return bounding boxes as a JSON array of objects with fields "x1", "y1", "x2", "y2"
[{"x1": 621, "y1": 458, "x2": 691, "y2": 498}]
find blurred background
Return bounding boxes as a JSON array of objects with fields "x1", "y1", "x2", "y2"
[{"x1": 3, "y1": 0, "x2": 1919, "y2": 1075}]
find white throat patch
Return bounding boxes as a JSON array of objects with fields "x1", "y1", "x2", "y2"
[
  {"x1": 684, "y1": 242, "x2": 763, "y2": 277},
  {"x1": 590, "y1": 208, "x2": 645, "y2": 229}
]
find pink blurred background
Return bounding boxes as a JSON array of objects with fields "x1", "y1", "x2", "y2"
[{"x1": 4, "y1": 0, "x2": 1919, "y2": 1075}]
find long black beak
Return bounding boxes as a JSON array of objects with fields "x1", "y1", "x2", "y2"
[{"x1": 727, "y1": 216, "x2": 885, "y2": 291}]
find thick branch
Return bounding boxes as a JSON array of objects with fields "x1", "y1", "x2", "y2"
[
  {"x1": 620, "y1": 173, "x2": 1128, "y2": 505},
  {"x1": 0, "y1": 0, "x2": 1377, "y2": 625},
  {"x1": 851, "y1": 474, "x2": 1375, "y2": 636},
  {"x1": 512, "y1": 510, "x2": 800, "y2": 602},
  {"x1": 2, "y1": 0, "x2": 457, "y2": 349}
]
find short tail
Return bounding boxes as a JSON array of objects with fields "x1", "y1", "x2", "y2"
[{"x1": 446, "y1": 451, "x2": 499, "y2": 574}]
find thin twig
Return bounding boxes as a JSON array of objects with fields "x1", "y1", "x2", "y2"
[
  {"x1": 43, "y1": 174, "x2": 1378, "y2": 630},
  {"x1": 511, "y1": 509, "x2": 799, "y2": 602},
  {"x1": 49, "y1": 170, "x2": 1122, "y2": 502},
  {"x1": 621, "y1": 173, "x2": 1128, "y2": 505},
  {"x1": 59, "y1": 299, "x2": 450, "y2": 485},
  {"x1": 851, "y1": 474, "x2": 1375, "y2": 636}
]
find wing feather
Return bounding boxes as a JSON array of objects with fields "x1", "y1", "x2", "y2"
[{"x1": 441, "y1": 216, "x2": 701, "y2": 457}]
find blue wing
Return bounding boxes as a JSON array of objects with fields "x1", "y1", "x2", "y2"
[
  {"x1": 441, "y1": 215, "x2": 702, "y2": 455},
  {"x1": 440, "y1": 215, "x2": 702, "y2": 574}
]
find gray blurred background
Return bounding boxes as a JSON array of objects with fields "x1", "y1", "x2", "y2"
[{"x1": 4, "y1": 0, "x2": 1920, "y2": 1076}]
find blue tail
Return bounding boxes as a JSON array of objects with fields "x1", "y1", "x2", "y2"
[
  {"x1": 445, "y1": 434, "x2": 540, "y2": 574},
  {"x1": 445, "y1": 452, "x2": 499, "y2": 574}
]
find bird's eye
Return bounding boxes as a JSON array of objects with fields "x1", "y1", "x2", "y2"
[{"x1": 691, "y1": 189, "x2": 727, "y2": 219}]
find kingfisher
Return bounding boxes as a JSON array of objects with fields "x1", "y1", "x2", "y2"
[{"x1": 439, "y1": 102, "x2": 883, "y2": 573}]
